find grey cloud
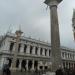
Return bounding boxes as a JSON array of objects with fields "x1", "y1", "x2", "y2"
[{"x1": 0, "y1": 0, "x2": 75, "y2": 49}]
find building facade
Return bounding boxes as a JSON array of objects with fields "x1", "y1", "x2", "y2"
[{"x1": 0, "y1": 33, "x2": 75, "y2": 71}]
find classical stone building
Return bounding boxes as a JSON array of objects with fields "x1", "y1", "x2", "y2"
[
  {"x1": 0, "y1": 32, "x2": 75, "y2": 71},
  {"x1": 0, "y1": 7, "x2": 75, "y2": 72},
  {"x1": 0, "y1": 33, "x2": 51, "y2": 71}
]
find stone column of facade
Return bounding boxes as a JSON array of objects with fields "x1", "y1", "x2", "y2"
[
  {"x1": 20, "y1": 44, "x2": 24, "y2": 53},
  {"x1": 5, "y1": 40, "x2": 10, "y2": 52},
  {"x1": 26, "y1": 44, "x2": 30, "y2": 54},
  {"x1": 32, "y1": 46, "x2": 35, "y2": 55},
  {"x1": 44, "y1": 0, "x2": 62, "y2": 71},
  {"x1": 67, "y1": 53, "x2": 68, "y2": 59},
  {"x1": 13, "y1": 43, "x2": 16, "y2": 52},
  {"x1": 38, "y1": 61, "x2": 40, "y2": 70},
  {"x1": 73, "y1": 63, "x2": 74, "y2": 68},
  {"x1": 38, "y1": 46, "x2": 41, "y2": 56},
  {"x1": 19, "y1": 59, "x2": 22, "y2": 70},
  {"x1": 26, "y1": 60, "x2": 28, "y2": 71},
  {"x1": 0, "y1": 58, "x2": 6, "y2": 69},
  {"x1": 43, "y1": 48, "x2": 45, "y2": 56},
  {"x1": 32, "y1": 60, "x2": 34, "y2": 71},
  {"x1": 67, "y1": 62, "x2": 69, "y2": 69},
  {"x1": 47, "y1": 49, "x2": 49, "y2": 57}
]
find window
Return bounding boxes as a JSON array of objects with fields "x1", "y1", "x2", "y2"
[
  {"x1": 62, "y1": 52, "x2": 64, "y2": 58},
  {"x1": 24, "y1": 44, "x2": 27, "y2": 53},
  {"x1": 35, "y1": 47, "x2": 38, "y2": 55},
  {"x1": 40, "y1": 48, "x2": 43, "y2": 55},
  {"x1": 9, "y1": 42, "x2": 14, "y2": 52},
  {"x1": 49, "y1": 50, "x2": 51, "y2": 56},
  {"x1": 18, "y1": 44, "x2": 21, "y2": 52},
  {"x1": 16, "y1": 59, "x2": 19, "y2": 68},
  {"x1": 45, "y1": 49, "x2": 47, "y2": 56},
  {"x1": 68, "y1": 53, "x2": 69, "y2": 58},
  {"x1": 70, "y1": 54, "x2": 72, "y2": 59},
  {"x1": 74, "y1": 26, "x2": 75, "y2": 29},
  {"x1": 63, "y1": 62, "x2": 65, "y2": 68},
  {"x1": 30, "y1": 46, "x2": 33, "y2": 54}
]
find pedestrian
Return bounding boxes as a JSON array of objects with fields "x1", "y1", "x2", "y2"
[
  {"x1": 72, "y1": 68, "x2": 75, "y2": 75},
  {"x1": 2, "y1": 64, "x2": 11, "y2": 75},
  {"x1": 55, "y1": 65, "x2": 63, "y2": 75}
]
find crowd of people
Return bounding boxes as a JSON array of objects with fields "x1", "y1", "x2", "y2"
[
  {"x1": 2, "y1": 62, "x2": 75, "y2": 75},
  {"x1": 56, "y1": 67, "x2": 75, "y2": 75},
  {"x1": 2, "y1": 63, "x2": 11, "y2": 75}
]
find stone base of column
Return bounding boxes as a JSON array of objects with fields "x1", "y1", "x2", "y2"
[
  {"x1": 10, "y1": 66, "x2": 20, "y2": 71},
  {"x1": 46, "y1": 72, "x2": 55, "y2": 75},
  {"x1": 10, "y1": 67, "x2": 17, "y2": 71}
]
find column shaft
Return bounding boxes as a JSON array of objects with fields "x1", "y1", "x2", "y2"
[
  {"x1": 32, "y1": 60, "x2": 34, "y2": 70},
  {"x1": 26, "y1": 60, "x2": 28, "y2": 71},
  {"x1": 38, "y1": 47, "x2": 40, "y2": 56},
  {"x1": 32, "y1": 46, "x2": 35, "y2": 55},
  {"x1": 50, "y1": 5, "x2": 61, "y2": 71},
  {"x1": 26, "y1": 45, "x2": 30, "y2": 54},
  {"x1": 43, "y1": 48, "x2": 45, "y2": 56},
  {"x1": 19, "y1": 59, "x2": 22, "y2": 70},
  {"x1": 20, "y1": 44, "x2": 24, "y2": 53}
]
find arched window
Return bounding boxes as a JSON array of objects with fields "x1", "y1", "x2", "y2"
[
  {"x1": 16, "y1": 59, "x2": 19, "y2": 68},
  {"x1": 45, "y1": 49, "x2": 47, "y2": 56},
  {"x1": 30, "y1": 46, "x2": 33, "y2": 54},
  {"x1": 9, "y1": 42, "x2": 14, "y2": 52},
  {"x1": 18, "y1": 44, "x2": 21, "y2": 52},
  {"x1": 40, "y1": 48, "x2": 43, "y2": 55},
  {"x1": 24, "y1": 44, "x2": 27, "y2": 53},
  {"x1": 35, "y1": 47, "x2": 38, "y2": 55}
]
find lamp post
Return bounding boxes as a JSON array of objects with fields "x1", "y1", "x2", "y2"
[
  {"x1": 11, "y1": 30, "x2": 23, "y2": 70},
  {"x1": 44, "y1": 0, "x2": 62, "y2": 71}
]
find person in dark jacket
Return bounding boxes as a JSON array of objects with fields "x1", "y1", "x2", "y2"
[
  {"x1": 56, "y1": 65, "x2": 63, "y2": 75},
  {"x1": 72, "y1": 68, "x2": 75, "y2": 75},
  {"x1": 2, "y1": 64, "x2": 11, "y2": 75}
]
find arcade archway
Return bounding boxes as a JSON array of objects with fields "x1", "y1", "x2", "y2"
[{"x1": 28, "y1": 60, "x2": 32, "y2": 70}]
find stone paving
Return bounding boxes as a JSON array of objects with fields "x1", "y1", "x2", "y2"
[
  {"x1": 0, "y1": 71, "x2": 45, "y2": 75},
  {"x1": 0, "y1": 70, "x2": 55, "y2": 75}
]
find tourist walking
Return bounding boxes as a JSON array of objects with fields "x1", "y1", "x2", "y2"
[
  {"x1": 55, "y1": 67, "x2": 63, "y2": 75},
  {"x1": 2, "y1": 64, "x2": 11, "y2": 75}
]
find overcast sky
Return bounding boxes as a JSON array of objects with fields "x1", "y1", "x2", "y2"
[{"x1": 0, "y1": 0, "x2": 75, "y2": 49}]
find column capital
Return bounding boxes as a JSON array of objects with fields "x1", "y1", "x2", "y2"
[
  {"x1": 44, "y1": 0, "x2": 62, "y2": 7},
  {"x1": 48, "y1": 0, "x2": 58, "y2": 7}
]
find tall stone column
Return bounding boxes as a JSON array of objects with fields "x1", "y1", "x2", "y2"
[
  {"x1": 44, "y1": 0, "x2": 62, "y2": 71},
  {"x1": 11, "y1": 30, "x2": 23, "y2": 70}
]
